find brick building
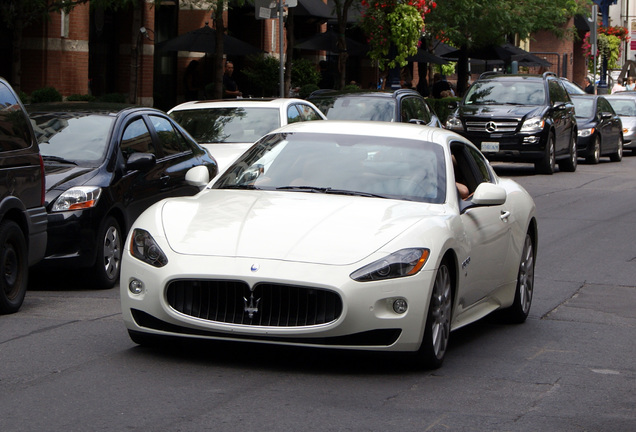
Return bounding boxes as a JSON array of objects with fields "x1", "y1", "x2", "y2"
[{"x1": 0, "y1": 1, "x2": 591, "y2": 109}]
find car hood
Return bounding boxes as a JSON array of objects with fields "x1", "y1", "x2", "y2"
[
  {"x1": 160, "y1": 190, "x2": 445, "y2": 265},
  {"x1": 43, "y1": 163, "x2": 97, "y2": 193},
  {"x1": 201, "y1": 143, "x2": 253, "y2": 177},
  {"x1": 459, "y1": 104, "x2": 543, "y2": 119}
]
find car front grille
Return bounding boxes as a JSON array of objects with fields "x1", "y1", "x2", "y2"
[
  {"x1": 166, "y1": 280, "x2": 343, "y2": 327},
  {"x1": 465, "y1": 120, "x2": 519, "y2": 133}
]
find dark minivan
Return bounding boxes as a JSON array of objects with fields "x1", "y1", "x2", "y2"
[{"x1": 0, "y1": 77, "x2": 47, "y2": 314}]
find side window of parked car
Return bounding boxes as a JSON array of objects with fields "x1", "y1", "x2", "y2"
[
  {"x1": 597, "y1": 98, "x2": 614, "y2": 116},
  {"x1": 549, "y1": 79, "x2": 568, "y2": 105},
  {"x1": 287, "y1": 105, "x2": 302, "y2": 124},
  {"x1": 121, "y1": 118, "x2": 155, "y2": 157},
  {"x1": 0, "y1": 83, "x2": 32, "y2": 151},
  {"x1": 401, "y1": 97, "x2": 432, "y2": 124},
  {"x1": 297, "y1": 104, "x2": 323, "y2": 121},
  {"x1": 148, "y1": 115, "x2": 190, "y2": 157},
  {"x1": 451, "y1": 142, "x2": 493, "y2": 196}
]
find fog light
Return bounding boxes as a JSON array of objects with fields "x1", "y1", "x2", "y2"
[
  {"x1": 393, "y1": 298, "x2": 408, "y2": 314},
  {"x1": 129, "y1": 279, "x2": 144, "y2": 295}
]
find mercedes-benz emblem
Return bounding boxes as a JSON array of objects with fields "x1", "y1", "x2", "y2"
[{"x1": 485, "y1": 122, "x2": 497, "y2": 133}]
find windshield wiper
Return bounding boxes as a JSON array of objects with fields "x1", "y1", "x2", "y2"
[
  {"x1": 220, "y1": 184, "x2": 261, "y2": 190},
  {"x1": 42, "y1": 155, "x2": 77, "y2": 165},
  {"x1": 276, "y1": 186, "x2": 386, "y2": 198}
]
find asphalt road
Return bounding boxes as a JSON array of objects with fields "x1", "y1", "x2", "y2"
[{"x1": 1, "y1": 154, "x2": 635, "y2": 432}]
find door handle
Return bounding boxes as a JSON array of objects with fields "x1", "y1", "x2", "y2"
[
  {"x1": 160, "y1": 175, "x2": 170, "y2": 185},
  {"x1": 500, "y1": 210, "x2": 511, "y2": 221}
]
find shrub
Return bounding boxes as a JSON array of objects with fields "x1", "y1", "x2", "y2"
[
  {"x1": 299, "y1": 84, "x2": 319, "y2": 99},
  {"x1": 67, "y1": 94, "x2": 96, "y2": 102},
  {"x1": 291, "y1": 58, "x2": 320, "y2": 88},
  {"x1": 242, "y1": 55, "x2": 280, "y2": 97},
  {"x1": 426, "y1": 96, "x2": 461, "y2": 125},
  {"x1": 30, "y1": 87, "x2": 62, "y2": 103}
]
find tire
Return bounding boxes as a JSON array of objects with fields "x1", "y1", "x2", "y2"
[
  {"x1": 416, "y1": 261, "x2": 453, "y2": 369},
  {"x1": 500, "y1": 233, "x2": 535, "y2": 324},
  {"x1": 93, "y1": 216, "x2": 122, "y2": 289},
  {"x1": 0, "y1": 220, "x2": 28, "y2": 314},
  {"x1": 609, "y1": 135, "x2": 623, "y2": 162},
  {"x1": 586, "y1": 135, "x2": 601, "y2": 164},
  {"x1": 535, "y1": 134, "x2": 555, "y2": 174},
  {"x1": 558, "y1": 131, "x2": 578, "y2": 172}
]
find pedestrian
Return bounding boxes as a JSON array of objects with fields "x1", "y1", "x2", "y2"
[
  {"x1": 223, "y1": 61, "x2": 242, "y2": 98},
  {"x1": 431, "y1": 73, "x2": 452, "y2": 98},
  {"x1": 584, "y1": 76, "x2": 594, "y2": 94},
  {"x1": 626, "y1": 76, "x2": 635, "y2": 91},
  {"x1": 611, "y1": 78, "x2": 625, "y2": 94}
]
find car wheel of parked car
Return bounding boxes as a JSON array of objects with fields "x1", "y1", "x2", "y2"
[
  {"x1": 0, "y1": 221, "x2": 28, "y2": 314},
  {"x1": 536, "y1": 134, "x2": 556, "y2": 174},
  {"x1": 586, "y1": 136, "x2": 601, "y2": 164},
  {"x1": 610, "y1": 135, "x2": 623, "y2": 162},
  {"x1": 93, "y1": 216, "x2": 122, "y2": 289},
  {"x1": 500, "y1": 233, "x2": 535, "y2": 324},
  {"x1": 417, "y1": 260, "x2": 453, "y2": 369},
  {"x1": 558, "y1": 131, "x2": 578, "y2": 172}
]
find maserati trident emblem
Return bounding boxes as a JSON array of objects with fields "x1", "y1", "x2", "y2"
[
  {"x1": 485, "y1": 122, "x2": 497, "y2": 133},
  {"x1": 243, "y1": 292, "x2": 260, "y2": 319}
]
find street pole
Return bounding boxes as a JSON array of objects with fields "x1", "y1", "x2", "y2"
[{"x1": 279, "y1": 0, "x2": 284, "y2": 97}]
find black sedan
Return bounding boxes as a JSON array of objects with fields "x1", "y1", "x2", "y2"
[
  {"x1": 27, "y1": 103, "x2": 218, "y2": 288},
  {"x1": 570, "y1": 95, "x2": 623, "y2": 164}
]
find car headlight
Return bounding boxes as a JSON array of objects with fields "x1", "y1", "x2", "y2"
[
  {"x1": 445, "y1": 116, "x2": 463, "y2": 131},
  {"x1": 130, "y1": 229, "x2": 168, "y2": 267},
  {"x1": 52, "y1": 186, "x2": 102, "y2": 212},
  {"x1": 578, "y1": 128, "x2": 594, "y2": 137},
  {"x1": 350, "y1": 248, "x2": 430, "y2": 282},
  {"x1": 520, "y1": 117, "x2": 545, "y2": 133}
]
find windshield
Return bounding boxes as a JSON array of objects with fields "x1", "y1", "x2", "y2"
[
  {"x1": 606, "y1": 98, "x2": 636, "y2": 116},
  {"x1": 571, "y1": 98, "x2": 595, "y2": 119},
  {"x1": 464, "y1": 80, "x2": 545, "y2": 105},
  {"x1": 30, "y1": 113, "x2": 113, "y2": 164},
  {"x1": 170, "y1": 107, "x2": 280, "y2": 144},
  {"x1": 311, "y1": 96, "x2": 396, "y2": 121},
  {"x1": 214, "y1": 132, "x2": 446, "y2": 204}
]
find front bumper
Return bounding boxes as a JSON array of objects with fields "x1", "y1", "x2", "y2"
[
  {"x1": 40, "y1": 208, "x2": 102, "y2": 267},
  {"x1": 120, "y1": 252, "x2": 436, "y2": 352},
  {"x1": 457, "y1": 130, "x2": 548, "y2": 162}
]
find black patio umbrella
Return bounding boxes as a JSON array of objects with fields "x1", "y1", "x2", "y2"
[
  {"x1": 295, "y1": 29, "x2": 368, "y2": 55},
  {"x1": 441, "y1": 43, "x2": 551, "y2": 67},
  {"x1": 407, "y1": 48, "x2": 448, "y2": 65},
  {"x1": 156, "y1": 23, "x2": 262, "y2": 55}
]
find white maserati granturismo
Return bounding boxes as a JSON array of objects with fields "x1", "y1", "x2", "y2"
[{"x1": 120, "y1": 121, "x2": 537, "y2": 368}]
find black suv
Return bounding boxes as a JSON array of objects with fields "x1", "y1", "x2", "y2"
[
  {"x1": 0, "y1": 77, "x2": 47, "y2": 313},
  {"x1": 446, "y1": 72, "x2": 577, "y2": 174}
]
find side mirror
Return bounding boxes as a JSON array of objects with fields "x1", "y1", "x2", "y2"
[
  {"x1": 185, "y1": 165, "x2": 210, "y2": 187},
  {"x1": 126, "y1": 152, "x2": 156, "y2": 171},
  {"x1": 447, "y1": 100, "x2": 458, "y2": 110},
  {"x1": 471, "y1": 182, "x2": 507, "y2": 206}
]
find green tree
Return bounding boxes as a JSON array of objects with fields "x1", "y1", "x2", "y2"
[{"x1": 424, "y1": 0, "x2": 590, "y2": 95}]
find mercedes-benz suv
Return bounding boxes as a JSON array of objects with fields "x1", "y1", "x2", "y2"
[{"x1": 446, "y1": 72, "x2": 577, "y2": 174}]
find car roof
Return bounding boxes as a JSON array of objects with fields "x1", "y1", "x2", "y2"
[
  {"x1": 26, "y1": 101, "x2": 148, "y2": 116},
  {"x1": 308, "y1": 89, "x2": 419, "y2": 99},
  {"x1": 169, "y1": 98, "x2": 315, "y2": 112},
  {"x1": 269, "y1": 119, "x2": 461, "y2": 145}
]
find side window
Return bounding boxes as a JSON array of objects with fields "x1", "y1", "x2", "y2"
[
  {"x1": 297, "y1": 104, "x2": 323, "y2": 121},
  {"x1": 549, "y1": 79, "x2": 567, "y2": 104},
  {"x1": 598, "y1": 98, "x2": 614, "y2": 114},
  {"x1": 0, "y1": 83, "x2": 32, "y2": 151},
  {"x1": 402, "y1": 97, "x2": 432, "y2": 123},
  {"x1": 451, "y1": 142, "x2": 493, "y2": 199},
  {"x1": 149, "y1": 115, "x2": 189, "y2": 156},
  {"x1": 287, "y1": 105, "x2": 302, "y2": 124},
  {"x1": 121, "y1": 118, "x2": 154, "y2": 158}
]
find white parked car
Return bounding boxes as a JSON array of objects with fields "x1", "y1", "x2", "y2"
[
  {"x1": 120, "y1": 121, "x2": 537, "y2": 368},
  {"x1": 168, "y1": 98, "x2": 326, "y2": 175}
]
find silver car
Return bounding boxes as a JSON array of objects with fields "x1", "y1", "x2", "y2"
[{"x1": 605, "y1": 94, "x2": 636, "y2": 152}]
